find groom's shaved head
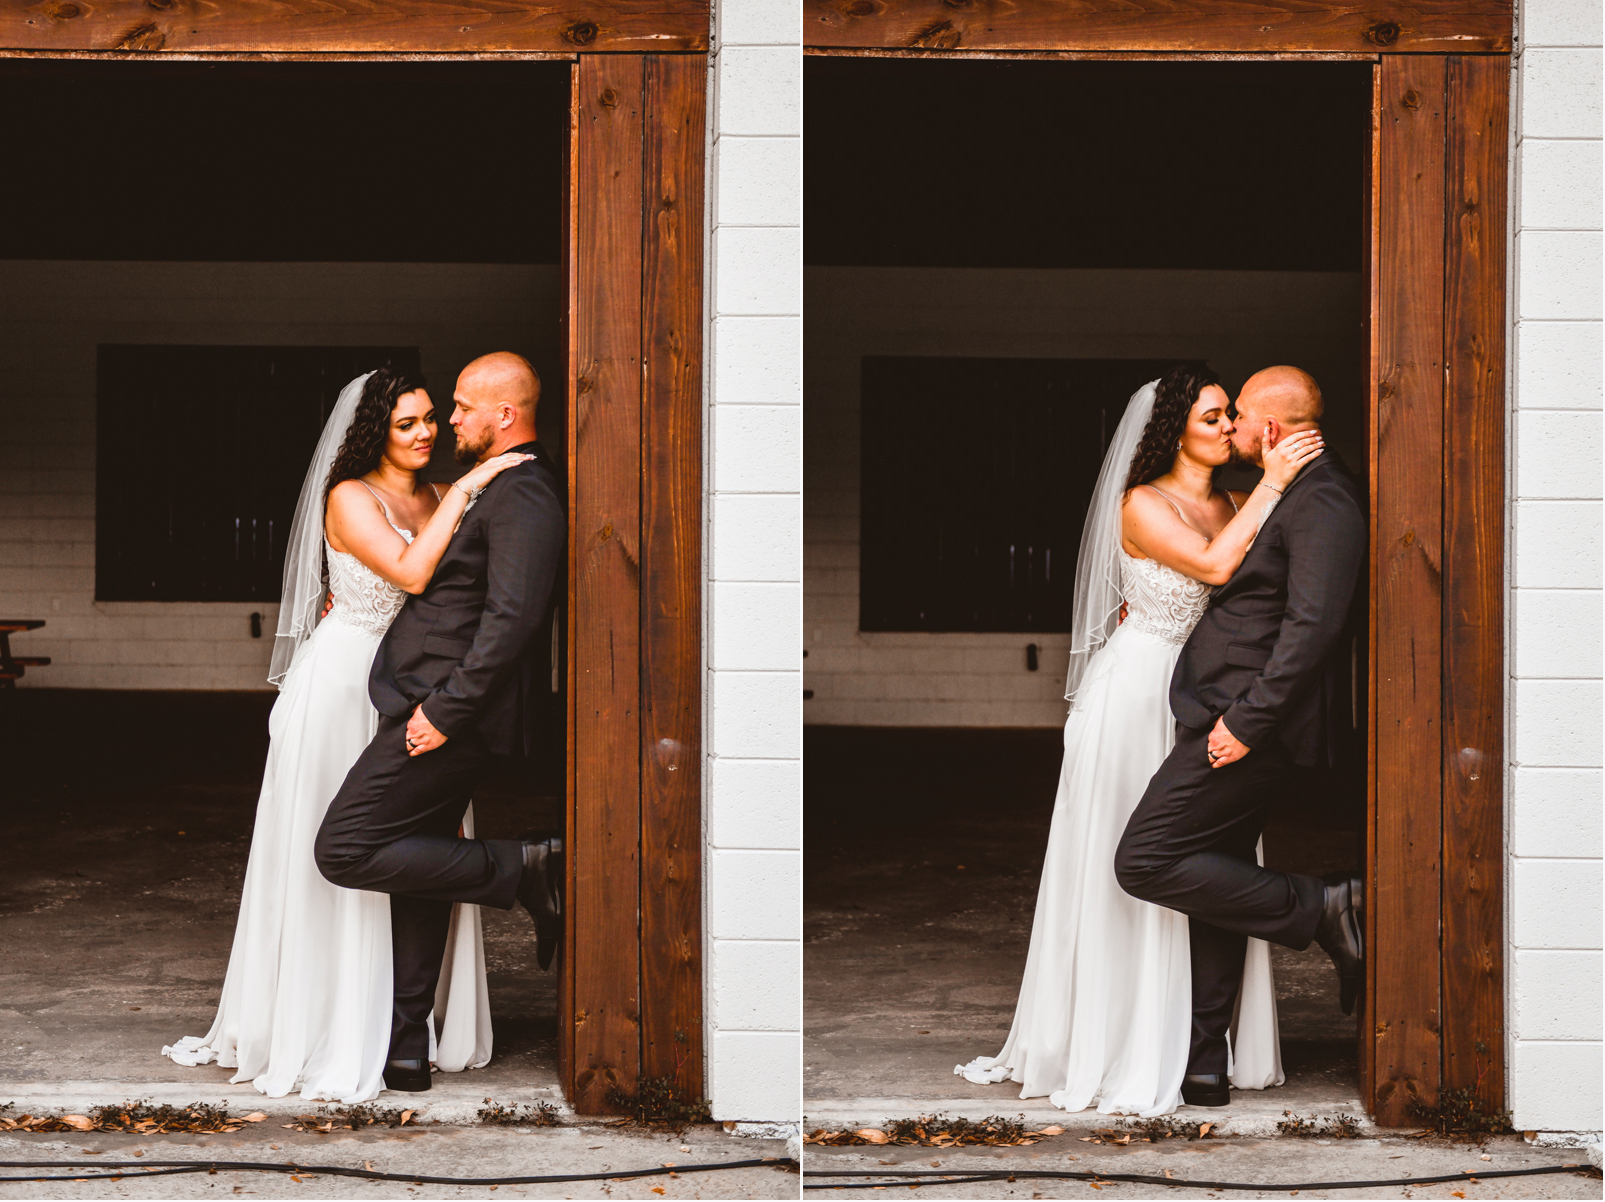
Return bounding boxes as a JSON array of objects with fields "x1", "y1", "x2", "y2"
[
  {"x1": 459, "y1": 351, "x2": 541, "y2": 419},
  {"x1": 1240, "y1": 365, "x2": 1323, "y2": 426}
]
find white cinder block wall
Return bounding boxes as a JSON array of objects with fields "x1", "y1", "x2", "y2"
[
  {"x1": 703, "y1": 0, "x2": 802, "y2": 1123},
  {"x1": 1507, "y1": 0, "x2": 1604, "y2": 1137},
  {"x1": 0, "y1": 261, "x2": 555, "y2": 690}
]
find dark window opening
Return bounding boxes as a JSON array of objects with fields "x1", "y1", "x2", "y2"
[
  {"x1": 96, "y1": 345, "x2": 420, "y2": 602},
  {"x1": 860, "y1": 356, "x2": 1199, "y2": 633}
]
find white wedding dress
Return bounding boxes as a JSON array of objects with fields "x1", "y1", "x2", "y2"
[
  {"x1": 956, "y1": 545, "x2": 1283, "y2": 1117},
  {"x1": 164, "y1": 505, "x2": 493, "y2": 1103}
]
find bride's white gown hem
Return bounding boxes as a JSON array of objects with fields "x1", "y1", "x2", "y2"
[
  {"x1": 954, "y1": 549, "x2": 1283, "y2": 1118},
  {"x1": 163, "y1": 517, "x2": 493, "y2": 1104}
]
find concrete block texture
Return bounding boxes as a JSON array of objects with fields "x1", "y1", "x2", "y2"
[
  {"x1": 1517, "y1": 320, "x2": 1604, "y2": 408},
  {"x1": 709, "y1": 670, "x2": 802, "y2": 759},
  {"x1": 1518, "y1": 230, "x2": 1604, "y2": 320},
  {"x1": 1519, "y1": 48, "x2": 1604, "y2": 138},
  {"x1": 707, "y1": 757, "x2": 801, "y2": 850},
  {"x1": 1513, "y1": 679, "x2": 1605, "y2": 766},
  {"x1": 1512, "y1": 768, "x2": 1605, "y2": 858},
  {"x1": 712, "y1": 316, "x2": 801, "y2": 406},
  {"x1": 709, "y1": 940, "x2": 801, "y2": 1031},
  {"x1": 714, "y1": 226, "x2": 802, "y2": 316},
  {"x1": 1512, "y1": 950, "x2": 1604, "y2": 1039},
  {"x1": 709, "y1": 1030, "x2": 802, "y2": 1122},
  {"x1": 718, "y1": 0, "x2": 799, "y2": 43},
  {"x1": 1519, "y1": 139, "x2": 1605, "y2": 229},
  {"x1": 712, "y1": 403, "x2": 802, "y2": 492},
  {"x1": 707, "y1": 849, "x2": 801, "y2": 940},
  {"x1": 716, "y1": 136, "x2": 802, "y2": 227},
  {"x1": 1512, "y1": 858, "x2": 1605, "y2": 948},
  {"x1": 1513, "y1": 501, "x2": 1603, "y2": 587},
  {"x1": 710, "y1": 494, "x2": 802, "y2": 582},
  {"x1": 709, "y1": 583, "x2": 803, "y2": 671},
  {"x1": 715, "y1": 47, "x2": 800, "y2": 137},
  {"x1": 1516, "y1": 409, "x2": 1605, "y2": 497},
  {"x1": 1524, "y1": 0, "x2": 1605, "y2": 44},
  {"x1": 1510, "y1": 1040, "x2": 1604, "y2": 1131},
  {"x1": 1512, "y1": 590, "x2": 1605, "y2": 677}
]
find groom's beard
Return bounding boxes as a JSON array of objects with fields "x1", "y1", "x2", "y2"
[
  {"x1": 453, "y1": 426, "x2": 493, "y2": 466},
  {"x1": 1227, "y1": 438, "x2": 1260, "y2": 469}
]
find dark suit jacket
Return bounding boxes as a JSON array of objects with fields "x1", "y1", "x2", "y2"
[
  {"x1": 1169, "y1": 451, "x2": 1366, "y2": 769},
  {"x1": 369, "y1": 440, "x2": 564, "y2": 757}
]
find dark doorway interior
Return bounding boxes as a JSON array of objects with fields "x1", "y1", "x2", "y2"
[
  {"x1": 1, "y1": 60, "x2": 572, "y2": 1088},
  {"x1": 804, "y1": 56, "x2": 1371, "y2": 1110}
]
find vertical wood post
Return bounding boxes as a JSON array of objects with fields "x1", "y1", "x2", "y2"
[
  {"x1": 569, "y1": 52, "x2": 647, "y2": 1114},
  {"x1": 1441, "y1": 53, "x2": 1508, "y2": 1117},
  {"x1": 566, "y1": 51, "x2": 707, "y2": 1113},
  {"x1": 639, "y1": 52, "x2": 707, "y2": 1098},
  {"x1": 1372, "y1": 52, "x2": 1447, "y2": 1127}
]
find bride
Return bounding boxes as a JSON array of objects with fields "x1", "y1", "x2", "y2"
[
  {"x1": 955, "y1": 364, "x2": 1323, "y2": 1116},
  {"x1": 164, "y1": 367, "x2": 531, "y2": 1103}
]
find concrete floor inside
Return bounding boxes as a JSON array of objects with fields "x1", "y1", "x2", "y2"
[
  {"x1": 804, "y1": 727, "x2": 1368, "y2": 1130},
  {"x1": 0, "y1": 690, "x2": 563, "y2": 1110}
]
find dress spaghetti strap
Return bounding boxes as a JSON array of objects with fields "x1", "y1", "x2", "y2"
[{"x1": 1143, "y1": 483, "x2": 1200, "y2": 533}]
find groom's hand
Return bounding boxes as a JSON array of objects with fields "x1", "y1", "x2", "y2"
[
  {"x1": 405, "y1": 705, "x2": 449, "y2": 756},
  {"x1": 1207, "y1": 716, "x2": 1250, "y2": 768}
]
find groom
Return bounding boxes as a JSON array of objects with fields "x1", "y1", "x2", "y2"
[
  {"x1": 1114, "y1": 365, "x2": 1366, "y2": 1108},
  {"x1": 315, "y1": 351, "x2": 565, "y2": 1093}
]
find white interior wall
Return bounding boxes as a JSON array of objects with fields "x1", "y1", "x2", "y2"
[
  {"x1": 0, "y1": 260, "x2": 558, "y2": 691},
  {"x1": 1506, "y1": 0, "x2": 1603, "y2": 1136},
  {"x1": 802, "y1": 266, "x2": 1365, "y2": 727},
  {"x1": 702, "y1": 0, "x2": 803, "y2": 1124}
]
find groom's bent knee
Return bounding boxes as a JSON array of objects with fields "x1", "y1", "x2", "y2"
[
  {"x1": 1113, "y1": 834, "x2": 1162, "y2": 901},
  {"x1": 313, "y1": 810, "x2": 366, "y2": 888}
]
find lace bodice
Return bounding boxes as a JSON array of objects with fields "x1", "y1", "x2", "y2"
[
  {"x1": 324, "y1": 525, "x2": 412, "y2": 638},
  {"x1": 1118, "y1": 550, "x2": 1214, "y2": 646}
]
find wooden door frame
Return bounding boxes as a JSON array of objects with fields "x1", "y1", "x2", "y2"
[
  {"x1": 805, "y1": 11, "x2": 1510, "y2": 1126},
  {"x1": 0, "y1": 2, "x2": 709, "y2": 1117}
]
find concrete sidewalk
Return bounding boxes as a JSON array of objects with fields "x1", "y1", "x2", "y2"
[
  {"x1": 0, "y1": 1121, "x2": 797, "y2": 1200},
  {"x1": 802, "y1": 1132, "x2": 1600, "y2": 1199}
]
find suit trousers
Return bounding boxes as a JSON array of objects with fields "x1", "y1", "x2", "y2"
[
  {"x1": 1114, "y1": 722, "x2": 1325, "y2": 1075},
  {"x1": 315, "y1": 714, "x2": 525, "y2": 1060}
]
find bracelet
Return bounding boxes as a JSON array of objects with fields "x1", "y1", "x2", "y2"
[
  {"x1": 1262, "y1": 481, "x2": 1283, "y2": 496},
  {"x1": 453, "y1": 480, "x2": 475, "y2": 498}
]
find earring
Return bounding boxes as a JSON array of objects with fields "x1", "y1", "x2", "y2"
[{"x1": 1177, "y1": 440, "x2": 1183, "y2": 449}]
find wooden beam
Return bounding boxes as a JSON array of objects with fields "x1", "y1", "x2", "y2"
[
  {"x1": 559, "y1": 52, "x2": 580, "y2": 1106},
  {"x1": 1360, "y1": 56, "x2": 1380, "y2": 1115},
  {"x1": 1372, "y1": 52, "x2": 1446, "y2": 1127},
  {"x1": 1440, "y1": 52, "x2": 1508, "y2": 1119},
  {"x1": 0, "y1": 0, "x2": 707, "y2": 54},
  {"x1": 638, "y1": 52, "x2": 706, "y2": 1101},
  {"x1": 803, "y1": 0, "x2": 1510, "y2": 54},
  {"x1": 804, "y1": 46, "x2": 1381, "y2": 59},
  {"x1": 570, "y1": 51, "x2": 645, "y2": 1114}
]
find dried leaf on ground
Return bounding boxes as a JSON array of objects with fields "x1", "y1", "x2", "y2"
[{"x1": 803, "y1": 1114, "x2": 1056, "y2": 1148}]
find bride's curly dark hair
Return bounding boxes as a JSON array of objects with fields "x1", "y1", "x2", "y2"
[
  {"x1": 325, "y1": 366, "x2": 430, "y2": 499},
  {"x1": 1123, "y1": 363, "x2": 1222, "y2": 492}
]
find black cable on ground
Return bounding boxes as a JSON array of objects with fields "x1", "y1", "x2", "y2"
[
  {"x1": 0, "y1": 1156, "x2": 795, "y2": 1186},
  {"x1": 801, "y1": 1162, "x2": 1599, "y2": 1191}
]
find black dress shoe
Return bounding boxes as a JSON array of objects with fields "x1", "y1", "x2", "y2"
[
  {"x1": 1181, "y1": 1073, "x2": 1229, "y2": 1107},
  {"x1": 383, "y1": 1057, "x2": 431, "y2": 1092},
  {"x1": 1313, "y1": 873, "x2": 1364, "y2": 1016},
  {"x1": 517, "y1": 832, "x2": 564, "y2": 971}
]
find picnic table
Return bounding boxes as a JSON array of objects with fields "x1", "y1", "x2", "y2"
[{"x1": 0, "y1": 619, "x2": 50, "y2": 688}]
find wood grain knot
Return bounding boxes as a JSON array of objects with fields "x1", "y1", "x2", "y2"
[
  {"x1": 942, "y1": 0, "x2": 973, "y2": 10},
  {"x1": 41, "y1": 0, "x2": 85, "y2": 19},
  {"x1": 1401, "y1": 89, "x2": 1422, "y2": 111},
  {"x1": 599, "y1": 85, "x2": 620, "y2": 109},
  {"x1": 565, "y1": 19, "x2": 599, "y2": 45},
  {"x1": 910, "y1": 18, "x2": 961, "y2": 47},
  {"x1": 842, "y1": 0, "x2": 877, "y2": 16},
  {"x1": 1366, "y1": 20, "x2": 1401, "y2": 46},
  {"x1": 1400, "y1": 529, "x2": 1415, "y2": 547},
  {"x1": 600, "y1": 523, "x2": 614, "y2": 542},
  {"x1": 146, "y1": 0, "x2": 176, "y2": 11},
  {"x1": 115, "y1": 20, "x2": 167, "y2": 50}
]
